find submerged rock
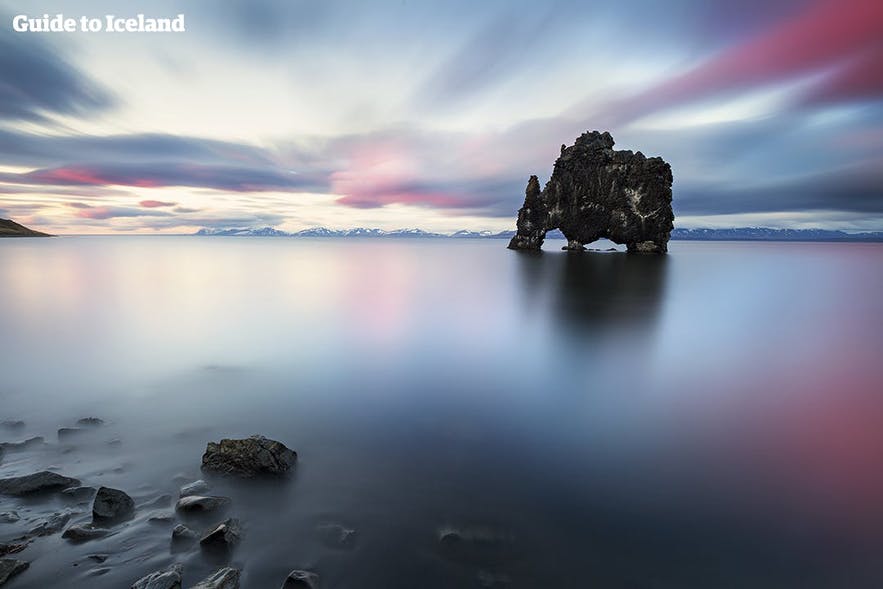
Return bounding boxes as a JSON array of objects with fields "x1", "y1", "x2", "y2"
[
  {"x1": 192, "y1": 567, "x2": 241, "y2": 589},
  {"x1": 179, "y1": 479, "x2": 209, "y2": 497},
  {"x1": 316, "y1": 523, "x2": 357, "y2": 549},
  {"x1": 281, "y1": 569, "x2": 319, "y2": 589},
  {"x1": 58, "y1": 427, "x2": 85, "y2": 440},
  {"x1": 92, "y1": 487, "x2": 135, "y2": 521},
  {"x1": 201, "y1": 435, "x2": 296, "y2": 477},
  {"x1": 148, "y1": 511, "x2": 176, "y2": 524},
  {"x1": 29, "y1": 510, "x2": 73, "y2": 536},
  {"x1": 508, "y1": 131, "x2": 674, "y2": 253},
  {"x1": 77, "y1": 417, "x2": 104, "y2": 427},
  {"x1": 62, "y1": 486, "x2": 97, "y2": 501},
  {"x1": 0, "y1": 513, "x2": 19, "y2": 524},
  {"x1": 0, "y1": 471, "x2": 80, "y2": 495},
  {"x1": 130, "y1": 562, "x2": 183, "y2": 589},
  {"x1": 175, "y1": 495, "x2": 230, "y2": 514},
  {"x1": 0, "y1": 543, "x2": 27, "y2": 557},
  {"x1": 438, "y1": 525, "x2": 517, "y2": 565},
  {"x1": 200, "y1": 518, "x2": 241, "y2": 549},
  {"x1": 0, "y1": 421, "x2": 24, "y2": 430},
  {"x1": 63, "y1": 524, "x2": 110, "y2": 542},
  {"x1": 0, "y1": 559, "x2": 29, "y2": 585},
  {"x1": 171, "y1": 524, "x2": 198, "y2": 542},
  {"x1": 0, "y1": 436, "x2": 45, "y2": 451}
]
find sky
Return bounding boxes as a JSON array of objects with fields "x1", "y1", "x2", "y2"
[{"x1": 0, "y1": 0, "x2": 881, "y2": 234}]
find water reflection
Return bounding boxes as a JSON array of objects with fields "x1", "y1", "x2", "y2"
[{"x1": 513, "y1": 249, "x2": 668, "y2": 335}]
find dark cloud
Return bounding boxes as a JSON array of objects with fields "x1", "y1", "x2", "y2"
[
  {"x1": 676, "y1": 161, "x2": 883, "y2": 215},
  {"x1": 0, "y1": 22, "x2": 114, "y2": 121},
  {"x1": 0, "y1": 162, "x2": 325, "y2": 193}
]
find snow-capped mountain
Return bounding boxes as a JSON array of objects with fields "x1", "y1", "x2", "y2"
[{"x1": 194, "y1": 227, "x2": 518, "y2": 239}]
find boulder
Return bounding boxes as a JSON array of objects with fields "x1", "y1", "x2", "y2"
[
  {"x1": 92, "y1": 487, "x2": 135, "y2": 521},
  {"x1": 0, "y1": 471, "x2": 80, "y2": 495},
  {"x1": 62, "y1": 524, "x2": 110, "y2": 542},
  {"x1": 508, "y1": 131, "x2": 674, "y2": 253},
  {"x1": 0, "y1": 559, "x2": 28, "y2": 585},
  {"x1": 192, "y1": 567, "x2": 241, "y2": 589},
  {"x1": 200, "y1": 518, "x2": 241, "y2": 549},
  {"x1": 201, "y1": 435, "x2": 296, "y2": 477},
  {"x1": 175, "y1": 495, "x2": 230, "y2": 514},
  {"x1": 77, "y1": 417, "x2": 104, "y2": 427},
  {"x1": 179, "y1": 479, "x2": 209, "y2": 497},
  {"x1": 130, "y1": 562, "x2": 183, "y2": 589},
  {"x1": 281, "y1": 570, "x2": 319, "y2": 589}
]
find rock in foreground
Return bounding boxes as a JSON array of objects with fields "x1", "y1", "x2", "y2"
[
  {"x1": 507, "y1": 131, "x2": 674, "y2": 253},
  {"x1": 93, "y1": 487, "x2": 135, "y2": 521},
  {"x1": 0, "y1": 471, "x2": 79, "y2": 495},
  {"x1": 201, "y1": 435, "x2": 296, "y2": 477},
  {"x1": 200, "y1": 518, "x2": 241, "y2": 549},
  {"x1": 0, "y1": 559, "x2": 29, "y2": 585},
  {"x1": 131, "y1": 562, "x2": 183, "y2": 589},
  {"x1": 193, "y1": 567, "x2": 240, "y2": 589}
]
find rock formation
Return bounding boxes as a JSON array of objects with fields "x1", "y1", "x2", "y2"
[
  {"x1": 201, "y1": 435, "x2": 296, "y2": 477},
  {"x1": 508, "y1": 131, "x2": 674, "y2": 253},
  {"x1": 0, "y1": 218, "x2": 50, "y2": 237}
]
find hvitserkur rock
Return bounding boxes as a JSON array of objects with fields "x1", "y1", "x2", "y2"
[{"x1": 508, "y1": 131, "x2": 674, "y2": 253}]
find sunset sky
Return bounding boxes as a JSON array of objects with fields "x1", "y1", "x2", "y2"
[{"x1": 1, "y1": 0, "x2": 882, "y2": 234}]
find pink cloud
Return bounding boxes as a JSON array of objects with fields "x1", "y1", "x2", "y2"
[
  {"x1": 607, "y1": 0, "x2": 883, "y2": 121},
  {"x1": 139, "y1": 199, "x2": 176, "y2": 208}
]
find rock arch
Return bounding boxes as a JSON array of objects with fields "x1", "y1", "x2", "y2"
[{"x1": 507, "y1": 131, "x2": 674, "y2": 253}]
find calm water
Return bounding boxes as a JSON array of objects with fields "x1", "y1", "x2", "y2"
[{"x1": 1, "y1": 237, "x2": 882, "y2": 588}]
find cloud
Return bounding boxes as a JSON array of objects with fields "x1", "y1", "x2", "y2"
[
  {"x1": 1, "y1": 162, "x2": 325, "y2": 192},
  {"x1": 140, "y1": 200, "x2": 177, "y2": 208},
  {"x1": 0, "y1": 21, "x2": 114, "y2": 121},
  {"x1": 70, "y1": 203, "x2": 173, "y2": 220},
  {"x1": 597, "y1": 0, "x2": 883, "y2": 125}
]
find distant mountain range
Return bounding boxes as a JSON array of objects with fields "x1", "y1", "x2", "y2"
[
  {"x1": 195, "y1": 226, "x2": 883, "y2": 242},
  {"x1": 0, "y1": 218, "x2": 51, "y2": 237},
  {"x1": 194, "y1": 227, "x2": 524, "y2": 239}
]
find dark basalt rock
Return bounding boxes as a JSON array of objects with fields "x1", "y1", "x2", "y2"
[
  {"x1": 200, "y1": 518, "x2": 241, "y2": 549},
  {"x1": 281, "y1": 570, "x2": 320, "y2": 589},
  {"x1": 193, "y1": 567, "x2": 241, "y2": 589},
  {"x1": 508, "y1": 131, "x2": 674, "y2": 253},
  {"x1": 201, "y1": 435, "x2": 296, "y2": 477},
  {"x1": 130, "y1": 562, "x2": 183, "y2": 589},
  {"x1": 92, "y1": 487, "x2": 135, "y2": 521},
  {"x1": 0, "y1": 471, "x2": 80, "y2": 495},
  {"x1": 0, "y1": 559, "x2": 29, "y2": 585}
]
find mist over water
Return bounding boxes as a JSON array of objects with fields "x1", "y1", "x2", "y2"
[{"x1": 1, "y1": 237, "x2": 882, "y2": 588}]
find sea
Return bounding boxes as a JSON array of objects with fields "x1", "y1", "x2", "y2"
[{"x1": 1, "y1": 236, "x2": 882, "y2": 588}]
